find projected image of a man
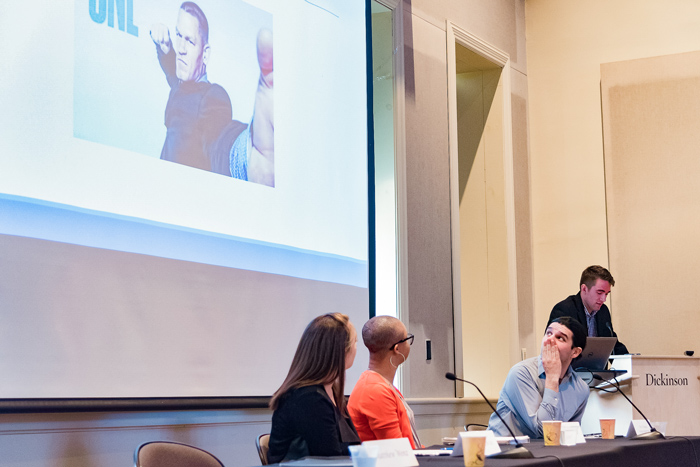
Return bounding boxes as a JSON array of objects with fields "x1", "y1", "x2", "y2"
[
  {"x1": 150, "y1": 2, "x2": 274, "y2": 186},
  {"x1": 173, "y1": 6, "x2": 208, "y2": 82}
]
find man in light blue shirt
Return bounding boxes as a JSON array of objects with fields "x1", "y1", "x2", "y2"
[{"x1": 488, "y1": 317, "x2": 589, "y2": 439}]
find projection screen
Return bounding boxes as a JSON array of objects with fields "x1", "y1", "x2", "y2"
[{"x1": 0, "y1": 0, "x2": 371, "y2": 400}]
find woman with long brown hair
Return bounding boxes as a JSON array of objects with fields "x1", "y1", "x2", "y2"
[{"x1": 267, "y1": 313, "x2": 360, "y2": 463}]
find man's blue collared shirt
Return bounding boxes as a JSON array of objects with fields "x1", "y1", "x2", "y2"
[{"x1": 487, "y1": 356, "x2": 589, "y2": 439}]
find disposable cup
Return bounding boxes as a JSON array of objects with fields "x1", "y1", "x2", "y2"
[
  {"x1": 348, "y1": 444, "x2": 379, "y2": 467},
  {"x1": 600, "y1": 418, "x2": 616, "y2": 439},
  {"x1": 462, "y1": 435, "x2": 486, "y2": 467},
  {"x1": 542, "y1": 420, "x2": 562, "y2": 446}
]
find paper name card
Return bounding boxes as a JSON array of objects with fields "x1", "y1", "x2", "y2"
[
  {"x1": 626, "y1": 420, "x2": 667, "y2": 437},
  {"x1": 560, "y1": 422, "x2": 586, "y2": 445},
  {"x1": 450, "y1": 431, "x2": 501, "y2": 457},
  {"x1": 361, "y1": 438, "x2": 418, "y2": 467}
]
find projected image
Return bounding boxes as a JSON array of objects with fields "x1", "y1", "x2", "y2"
[
  {"x1": 75, "y1": 0, "x2": 274, "y2": 186},
  {"x1": 2, "y1": 0, "x2": 368, "y2": 398}
]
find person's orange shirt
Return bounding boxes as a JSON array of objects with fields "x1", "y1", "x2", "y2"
[{"x1": 348, "y1": 370, "x2": 418, "y2": 449}]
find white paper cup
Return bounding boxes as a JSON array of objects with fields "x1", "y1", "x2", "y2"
[{"x1": 348, "y1": 445, "x2": 379, "y2": 467}]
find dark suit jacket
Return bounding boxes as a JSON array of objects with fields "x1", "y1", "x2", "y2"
[{"x1": 548, "y1": 293, "x2": 629, "y2": 355}]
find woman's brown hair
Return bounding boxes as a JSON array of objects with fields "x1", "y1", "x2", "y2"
[{"x1": 269, "y1": 313, "x2": 354, "y2": 413}]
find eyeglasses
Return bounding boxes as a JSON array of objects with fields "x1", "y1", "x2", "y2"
[{"x1": 390, "y1": 333, "x2": 414, "y2": 350}]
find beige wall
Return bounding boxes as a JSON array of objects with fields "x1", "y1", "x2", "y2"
[
  {"x1": 601, "y1": 52, "x2": 700, "y2": 355},
  {"x1": 0, "y1": 403, "x2": 491, "y2": 466},
  {"x1": 402, "y1": 5, "x2": 455, "y2": 399},
  {"x1": 403, "y1": 0, "x2": 534, "y2": 399},
  {"x1": 526, "y1": 0, "x2": 700, "y2": 339},
  {"x1": 0, "y1": 409, "x2": 272, "y2": 467}
]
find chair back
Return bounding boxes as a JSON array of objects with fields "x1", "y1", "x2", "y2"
[
  {"x1": 256, "y1": 433, "x2": 271, "y2": 465},
  {"x1": 134, "y1": 441, "x2": 225, "y2": 467},
  {"x1": 465, "y1": 423, "x2": 488, "y2": 431}
]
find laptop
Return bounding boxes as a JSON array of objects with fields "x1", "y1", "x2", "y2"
[{"x1": 573, "y1": 337, "x2": 617, "y2": 371}]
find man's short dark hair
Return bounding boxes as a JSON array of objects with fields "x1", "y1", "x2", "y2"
[
  {"x1": 550, "y1": 316, "x2": 587, "y2": 355},
  {"x1": 580, "y1": 265, "x2": 615, "y2": 289},
  {"x1": 180, "y1": 1, "x2": 209, "y2": 44}
]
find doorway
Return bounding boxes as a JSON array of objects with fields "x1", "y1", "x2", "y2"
[{"x1": 447, "y1": 24, "x2": 518, "y2": 397}]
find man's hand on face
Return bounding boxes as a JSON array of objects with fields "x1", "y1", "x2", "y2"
[
  {"x1": 542, "y1": 337, "x2": 562, "y2": 391},
  {"x1": 150, "y1": 23, "x2": 172, "y2": 55}
]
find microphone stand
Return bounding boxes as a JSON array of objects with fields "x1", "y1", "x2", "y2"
[
  {"x1": 446, "y1": 372, "x2": 534, "y2": 458},
  {"x1": 592, "y1": 375, "x2": 665, "y2": 440}
]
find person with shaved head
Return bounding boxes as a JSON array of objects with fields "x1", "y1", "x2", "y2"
[{"x1": 348, "y1": 316, "x2": 422, "y2": 448}]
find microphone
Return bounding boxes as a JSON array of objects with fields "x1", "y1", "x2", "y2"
[
  {"x1": 606, "y1": 322, "x2": 613, "y2": 336},
  {"x1": 605, "y1": 322, "x2": 622, "y2": 357},
  {"x1": 592, "y1": 375, "x2": 664, "y2": 440},
  {"x1": 445, "y1": 372, "x2": 533, "y2": 458}
]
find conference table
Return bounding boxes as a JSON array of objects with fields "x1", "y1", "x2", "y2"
[
  {"x1": 265, "y1": 437, "x2": 700, "y2": 467},
  {"x1": 418, "y1": 437, "x2": 700, "y2": 467}
]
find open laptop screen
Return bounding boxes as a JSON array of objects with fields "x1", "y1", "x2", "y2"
[{"x1": 574, "y1": 337, "x2": 617, "y2": 371}]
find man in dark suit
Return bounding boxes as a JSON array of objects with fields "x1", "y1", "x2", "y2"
[{"x1": 547, "y1": 265, "x2": 629, "y2": 355}]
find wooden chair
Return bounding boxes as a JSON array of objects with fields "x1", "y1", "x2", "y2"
[
  {"x1": 256, "y1": 433, "x2": 271, "y2": 465},
  {"x1": 134, "y1": 441, "x2": 225, "y2": 467}
]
